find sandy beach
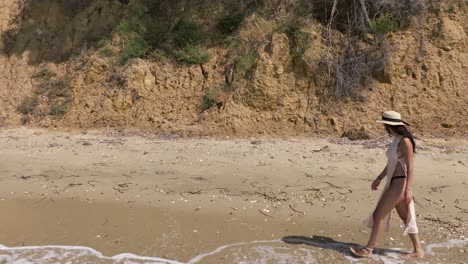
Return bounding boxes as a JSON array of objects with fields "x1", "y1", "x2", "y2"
[{"x1": 0, "y1": 128, "x2": 467, "y2": 263}]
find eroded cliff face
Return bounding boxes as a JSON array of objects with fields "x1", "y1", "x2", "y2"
[
  {"x1": 0, "y1": 0, "x2": 466, "y2": 137},
  {"x1": 0, "y1": 0, "x2": 33, "y2": 128}
]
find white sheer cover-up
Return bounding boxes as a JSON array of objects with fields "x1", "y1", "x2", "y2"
[{"x1": 364, "y1": 135, "x2": 418, "y2": 235}]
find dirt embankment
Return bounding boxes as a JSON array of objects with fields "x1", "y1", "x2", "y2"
[{"x1": 0, "y1": 0, "x2": 466, "y2": 138}]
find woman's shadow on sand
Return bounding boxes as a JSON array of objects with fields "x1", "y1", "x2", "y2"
[{"x1": 282, "y1": 235, "x2": 405, "y2": 258}]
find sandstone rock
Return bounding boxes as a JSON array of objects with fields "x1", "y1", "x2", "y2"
[
  {"x1": 144, "y1": 71, "x2": 155, "y2": 90},
  {"x1": 301, "y1": 36, "x2": 325, "y2": 75},
  {"x1": 269, "y1": 33, "x2": 290, "y2": 65},
  {"x1": 373, "y1": 66, "x2": 393, "y2": 84},
  {"x1": 439, "y1": 17, "x2": 466, "y2": 48},
  {"x1": 441, "y1": 45, "x2": 453, "y2": 51}
]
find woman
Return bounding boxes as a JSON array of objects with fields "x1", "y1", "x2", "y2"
[{"x1": 350, "y1": 111, "x2": 424, "y2": 259}]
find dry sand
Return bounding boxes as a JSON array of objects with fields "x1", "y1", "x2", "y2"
[{"x1": 0, "y1": 128, "x2": 467, "y2": 263}]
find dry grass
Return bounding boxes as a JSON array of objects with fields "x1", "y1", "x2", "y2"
[
  {"x1": 238, "y1": 14, "x2": 277, "y2": 48},
  {"x1": 173, "y1": 44, "x2": 210, "y2": 64},
  {"x1": 17, "y1": 96, "x2": 38, "y2": 115},
  {"x1": 311, "y1": 0, "x2": 427, "y2": 101},
  {"x1": 318, "y1": 38, "x2": 392, "y2": 100},
  {"x1": 236, "y1": 50, "x2": 257, "y2": 77},
  {"x1": 371, "y1": 0, "x2": 428, "y2": 29}
]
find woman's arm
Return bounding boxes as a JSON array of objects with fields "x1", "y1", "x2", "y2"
[
  {"x1": 371, "y1": 165, "x2": 387, "y2": 190},
  {"x1": 401, "y1": 137, "x2": 415, "y2": 203},
  {"x1": 377, "y1": 165, "x2": 388, "y2": 180}
]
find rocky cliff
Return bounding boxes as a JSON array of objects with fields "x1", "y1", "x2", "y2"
[{"x1": 0, "y1": 0, "x2": 466, "y2": 137}]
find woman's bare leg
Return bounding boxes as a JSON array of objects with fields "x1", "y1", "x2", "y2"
[
  {"x1": 367, "y1": 181, "x2": 405, "y2": 248},
  {"x1": 351, "y1": 180, "x2": 405, "y2": 256},
  {"x1": 395, "y1": 201, "x2": 424, "y2": 258}
]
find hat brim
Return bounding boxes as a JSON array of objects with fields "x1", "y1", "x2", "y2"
[{"x1": 376, "y1": 120, "x2": 406, "y2": 126}]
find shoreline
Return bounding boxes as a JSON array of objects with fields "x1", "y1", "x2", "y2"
[
  {"x1": 0, "y1": 199, "x2": 364, "y2": 262},
  {"x1": 0, "y1": 198, "x2": 466, "y2": 264}
]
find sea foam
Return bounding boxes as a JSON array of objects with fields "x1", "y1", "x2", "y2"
[{"x1": 0, "y1": 237, "x2": 466, "y2": 263}]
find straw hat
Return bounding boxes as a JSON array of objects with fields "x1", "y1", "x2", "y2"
[{"x1": 376, "y1": 111, "x2": 410, "y2": 126}]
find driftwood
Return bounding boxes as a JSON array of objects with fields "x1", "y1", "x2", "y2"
[
  {"x1": 289, "y1": 204, "x2": 306, "y2": 215},
  {"x1": 258, "y1": 209, "x2": 274, "y2": 218},
  {"x1": 180, "y1": 189, "x2": 203, "y2": 198}
]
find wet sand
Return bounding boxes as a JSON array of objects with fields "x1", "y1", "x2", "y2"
[
  {"x1": 0, "y1": 199, "x2": 367, "y2": 263},
  {"x1": 0, "y1": 128, "x2": 467, "y2": 263}
]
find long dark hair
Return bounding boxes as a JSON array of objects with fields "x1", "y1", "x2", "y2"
[{"x1": 385, "y1": 125, "x2": 416, "y2": 153}]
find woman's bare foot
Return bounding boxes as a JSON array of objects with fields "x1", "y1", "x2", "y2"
[
  {"x1": 350, "y1": 247, "x2": 373, "y2": 258},
  {"x1": 401, "y1": 250, "x2": 424, "y2": 259}
]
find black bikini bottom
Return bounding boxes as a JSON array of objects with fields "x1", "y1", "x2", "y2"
[{"x1": 390, "y1": 175, "x2": 407, "y2": 185}]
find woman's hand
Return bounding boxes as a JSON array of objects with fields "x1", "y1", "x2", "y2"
[
  {"x1": 405, "y1": 189, "x2": 413, "y2": 204},
  {"x1": 371, "y1": 178, "x2": 381, "y2": 190}
]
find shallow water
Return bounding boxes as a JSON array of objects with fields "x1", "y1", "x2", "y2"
[{"x1": 1, "y1": 238, "x2": 466, "y2": 264}]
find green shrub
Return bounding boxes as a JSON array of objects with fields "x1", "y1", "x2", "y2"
[
  {"x1": 201, "y1": 88, "x2": 221, "y2": 111},
  {"x1": 36, "y1": 78, "x2": 71, "y2": 99},
  {"x1": 218, "y1": 13, "x2": 244, "y2": 35},
  {"x1": 293, "y1": 45, "x2": 307, "y2": 58},
  {"x1": 100, "y1": 46, "x2": 114, "y2": 57},
  {"x1": 173, "y1": 17, "x2": 202, "y2": 48},
  {"x1": 290, "y1": 31, "x2": 309, "y2": 58},
  {"x1": 98, "y1": 39, "x2": 114, "y2": 57},
  {"x1": 115, "y1": 18, "x2": 150, "y2": 64},
  {"x1": 50, "y1": 102, "x2": 69, "y2": 116},
  {"x1": 370, "y1": 14, "x2": 397, "y2": 34},
  {"x1": 447, "y1": 5, "x2": 455, "y2": 14},
  {"x1": 236, "y1": 51, "x2": 256, "y2": 76},
  {"x1": 284, "y1": 19, "x2": 310, "y2": 58},
  {"x1": 341, "y1": 127, "x2": 370, "y2": 141},
  {"x1": 119, "y1": 34, "x2": 149, "y2": 64},
  {"x1": 29, "y1": 73, "x2": 73, "y2": 118},
  {"x1": 32, "y1": 68, "x2": 55, "y2": 79},
  {"x1": 223, "y1": 35, "x2": 240, "y2": 49},
  {"x1": 173, "y1": 44, "x2": 210, "y2": 64},
  {"x1": 17, "y1": 96, "x2": 38, "y2": 115},
  {"x1": 117, "y1": 19, "x2": 132, "y2": 35}
]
